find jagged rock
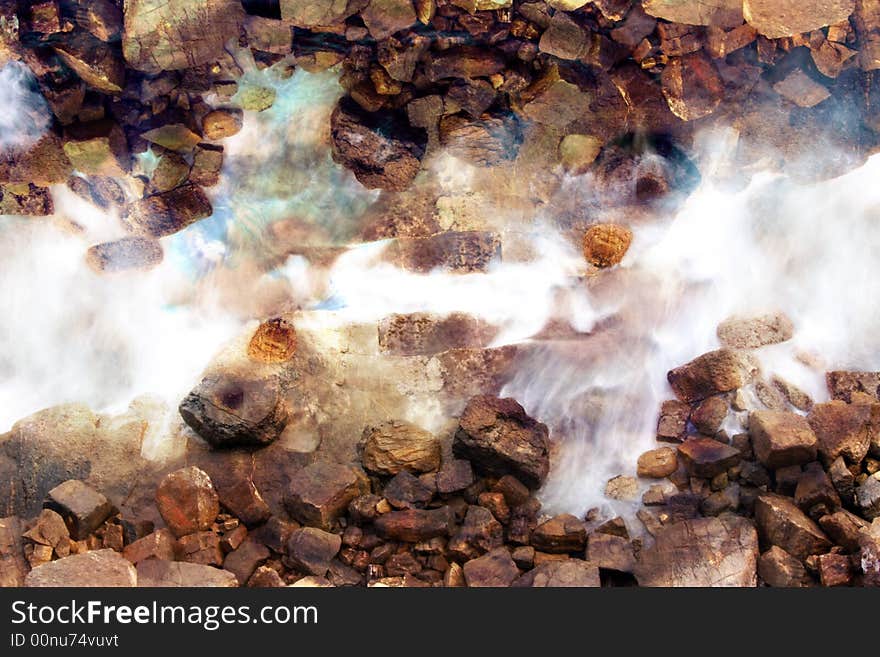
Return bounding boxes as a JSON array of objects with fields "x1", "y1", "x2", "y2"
[
  {"x1": 677, "y1": 437, "x2": 741, "y2": 478},
  {"x1": 826, "y1": 371, "x2": 880, "y2": 402},
  {"x1": 661, "y1": 53, "x2": 724, "y2": 121},
  {"x1": 492, "y1": 475, "x2": 531, "y2": 507},
  {"x1": 754, "y1": 493, "x2": 832, "y2": 560},
  {"x1": 454, "y1": 395, "x2": 550, "y2": 489},
  {"x1": 743, "y1": 0, "x2": 855, "y2": 39},
  {"x1": 248, "y1": 566, "x2": 286, "y2": 587},
  {"x1": 657, "y1": 399, "x2": 691, "y2": 442},
  {"x1": 137, "y1": 559, "x2": 237, "y2": 587},
  {"x1": 448, "y1": 505, "x2": 504, "y2": 560},
  {"x1": 374, "y1": 507, "x2": 456, "y2": 541},
  {"x1": 285, "y1": 462, "x2": 369, "y2": 529},
  {"x1": 794, "y1": 462, "x2": 841, "y2": 517},
  {"x1": 202, "y1": 109, "x2": 244, "y2": 140},
  {"x1": 758, "y1": 546, "x2": 812, "y2": 586},
  {"x1": 286, "y1": 527, "x2": 341, "y2": 576},
  {"x1": 605, "y1": 475, "x2": 639, "y2": 500},
  {"x1": 773, "y1": 70, "x2": 831, "y2": 108},
  {"x1": 691, "y1": 396, "x2": 728, "y2": 435},
  {"x1": 642, "y1": 0, "x2": 743, "y2": 27},
  {"x1": 857, "y1": 473, "x2": 880, "y2": 519},
  {"x1": 44, "y1": 480, "x2": 114, "y2": 541},
  {"x1": 559, "y1": 134, "x2": 602, "y2": 174},
  {"x1": 122, "y1": 185, "x2": 212, "y2": 238},
  {"x1": 818, "y1": 552, "x2": 854, "y2": 586},
  {"x1": 86, "y1": 237, "x2": 163, "y2": 273},
  {"x1": 637, "y1": 447, "x2": 678, "y2": 478},
  {"x1": 361, "y1": 421, "x2": 441, "y2": 476},
  {"x1": 384, "y1": 471, "x2": 434, "y2": 509},
  {"x1": 750, "y1": 411, "x2": 818, "y2": 468},
  {"x1": 156, "y1": 466, "x2": 220, "y2": 538},
  {"x1": 26, "y1": 549, "x2": 136, "y2": 587},
  {"x1": 808, "y1": 400, "x2": 878, "y2": 465},
  {"x1": 531, "y1": 514, "x2": 586, "y2": 553},
  {"x1": 819, "y1": 510, "x2": 868, "y2": 552},
  {"x1": 668, "y1": 349, "x2": 754, "y2": 403},
  {"x1": 828, "y1": 456, "x2": 856, "y2": 504},
  {"x1": 190, "y1": 144, "x2": 224, "y2": 187},
  {"x1": 53, "y1": 32, "x2": 124, "y2": 93},
  {"x1": 439, "y1": 113, "x2": 522, "y2": 166},
  {"x1": 22, "y1": 509, "x2": 68, "y2": 553},
  {"x1": 583, "y1": 223, "x2": 633, "y2": 268},
  {"x1": 378, "y1": 312, "x2": 498, "y2": 356},
  {"x1": 635, "y1": 516, "x2": 758, "y2": 586},
  {"x1": 717, "y1": 313, "x2": 794, "y2": 349},
  {"x1": 123, "y1": 529, "x2": 177, "y2": 564},
  {"x1": 435, "y1": 459, "x2": 475, "y2": 494},
  {"x1": 463, "y1": 547, "x2": 519, "y2": 587},
  {"x1": 179, "y1": 374, "x2": 288, "y2": 448},
  {"x1": 538, "y1": 12, "x2": 589, "y2": 61},
  {"x1": 0, "y1": 134, "x2": 73, "y2": 186},
  {"x1": 123, "y1": 0, "x2": 245, "y2": 74},
  {"x1": 63, "y1": 119, "x2": 129, "y2": 176},
  {"x1": 178, "y1": 531, "x2": 223, "y2": 566},
  {"x1": 361, "y1": 0, "x2": 417, "y2": 40},
  {"x1": 0, "y1": 517, "x2": 27, "y2": 587}
]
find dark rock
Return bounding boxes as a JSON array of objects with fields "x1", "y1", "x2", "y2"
[
  {"x1": 690, "y1": 396, "x2": 729, "y2": 435},
  {"x1": 828, "y1": 457, "x2": 856, "y2": 505},
  {"x1": 0, "y1": 517, "x2": 27, "y2": 587},
  {"x1": 155, "y1": 466, "x2": 220, "y2": 538},
  {"x1": 758, "y1": 546, "x2": 812, "y2": 587},
  {"x1": 26, "y1": 549, "x2": 136, "y2": 587},
  {"x1": 44, "y1": 480, "x2": 115, "y2": 541},
  {"x1": 361, "y1": 420, "x2": 440, "y2": 475},
  {"x1": 53, "y1": 32, "x2": 125, "y2": 93},
  {"x1": 285, "y1": 462, "x2": 369, "y2": 529},
  {"x1": 374, "y1": 507, "x2": 455, "y2": 542},
  {"x1": 248, "y1": 565, "x2": 286, "y2": 587},
  {"x1": 424, "y1": 46, "x2": 506, "y2": 81},
  {"x1": 463, "y1": 547, "x2": 519, "y2": 587},
  {"x1": 436, "y1": 459, "x2": 476, "y2": 494},
  {"x1": 750, "y1": 410, "x2": 818, "y2": 468},
  {"x1": 286, "y1": 527, "x2": 342, "y2": 576},
  {"x1": 77, "y1": 0, "x2": 123, "y2": 42},
  {"x1": 826, "y1": 371, "x2": 880, "y2": 402},
  {"x1": 754, "y1": 493, "x2": 833, "y2": 561},
  {"x1": 439, "y1": 113, "x2": 522, "y2": 167},
  {"x1": 794, "y1": 462, "x2": 841, "y2": 517},
  {"x1": 818, "y1": 553, "x2": 854, "y2": 586},
  {"x1": 137, "y1": 559, "x2": 237, "y2": 587},
  {"x1": 384, "y1": 471, "x2": 434, "y2": 509},
  {"x1": 819, "y1": 510, "x2": 868, "y2": 552},
  {"x1": 530, "y1": 514, "x2": 586, "y2": 554},
  {"x1": 856, "y1": 473, "x2": 880, "y2": 519},
  {"x1": 448, "y1": 505, "x2": 503, "y2": 560},
  {"x1": 808, "y1": 400, "x2": 878, "y2": 465},
  {"x1": 178, "y1": 531, "x2": 223, "y2": 566},
  {"x1": 215, "y1": 476, "x2": 271, "y2": 527},
  {"x1": 249, "y1": 517, "x2": 297, "y2": 554},
  {"x1": 586, "y1": 532, "x2": 635, "y2": 573},
  {"x1": 492, "y1": 475, "x2": 531, "y2": 507},
  {"x1": 224, "y1": 537, "x2": 270, "y2": 584},
  {"x1": 677, "y1": 437, "x2": 741, "y2": 478},
  {"x1": 656, "y1": 399, "x2": 690, "y2": 442},
  {"x1": 348, "y1": 494, "x2": 382, "y2": 524},
  {"x1": 667, "y1": 349, "x2": 754, "y2": 403}
]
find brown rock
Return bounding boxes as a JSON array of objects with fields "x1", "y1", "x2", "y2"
[
  {"x1": 190, "y1": 144, "x2": 224, "y2": 187},
  {"x1": 384, "y1": 471, "x2": 433, "y2": 509},
  {"x1": 286, "y1": 462, "x2": 369, "y2": 529},
  {"x1": 667, "y1": 349, "x2": 753, "y2": 403},
  {"x1": 424, "y1": 47, "x2": 506, "y2": 81},
  {"x1": 77, "y1": 0, "x2": 123, "y2": 42},
  {"x1": 661, "y1": 53, "x2": 724, "y2": 121},
  {"x1": 819, "y1": 510, "x2": 869, "y2": 552},
  {"x1": 53, "y1": 32, "x2": 124, "y2": 93},
  {"x1": 202, "y1": 109, "x2": 244, "y2": 141},
  {"x1": 387, "y1": 231, "x2": 501, "y2": 273},
  {"x1": 758, "y1": 546, "x2": 812, "y2": 586},
  {"x1": 439, "y1": 113, "x2": 522, "y2": 167},
  {"x1": 794, "y1": 462, "x2": 841, "y2": 517},
  {"x1": 463, "y1": 547, "x2": 519, "y2": 587},
  {"x1": 0, "y1": 184, "x2": 53, "y2": 215},
  {"x1": 691, "y1": 396, "x2": 728, "y2": 435},
  {"x1": 215, "y1": 477, "x2": 271, "y2": 527},
  {"x1": 657, "y1": 399, "x2": 691, "y2": 442},
  {"x1": 582, "y1": 224, "x2": 633, "y2": 268},
  {"x1": 828, "y1": 456, "x2": 856, "y2": 504},
  {"x1": 827, "y1": 371, "x2": 880, "y2": 402},
  {"x1": 286, "y1": 527, "x2": 342, "y2": 576},
  {"x1": 63, "y1": 120, "x2": 129, "y2": 176},
  {"x1": 538, "y1": 12, "x2": 589, "y2": 61},
  {"x1": 637, "y1": 447, "x2": 679, "y2": 478},
  {"x1": 247, "y1": 317, "x2": 296, "y2": 364},
  {"x1": 122, "y1": 185, "x2": 212, "y2": 238},
  {"x1": 750, "y1": 410, "x2": 818, "y2": 468},
  {"x1": 513, "y1": 559, "x2": 601, "y2": 587},
  {"x1": 360, "y1": 0, "x2": 417, "y2": 40},
  {"x1": 141, "y1": 125, "x2": 202, "y2": 153},
  {"x1": 454, "y1": 395, "x2": 550, "y2": 489},
  {"x1": 123, "y1": 529, "x2": 177, "y2": 564},
  {"x1": 248, "y1": 566, "x2": 286, "y2": 587},
  {"x1": 642, "y1": 0, "x2": 743, "y2": 27},
  {"x1": 478, "y1": 492, "x2": 510, "y2": 524},
  {"x1": 26, "y1": 549, "x2": 137, "y2": 587},
  {"x1": 492, "y1": 475, "x2": 531, "y2": 507},
  {"x1": 45, "y1": 480, "x2": 115, "y2": 541},
  {"x1": 743, "y1": 0, "x2": 855, "y2": 38},
  {"x1": 586, "y1": 532, "x2": 635, "y2": 573},
  {"x1": 717, "y1": 313, "x2": 794, "y2": 349},
  {"x1": 808, "y1": 400, "x2": 878, "y2": 465},
  {"x1": 772, "y1": 376, "x2": 813, "y2": 412},
  {"x1": 527, "y1": 514, "x2": 584, "y2": 554},
  {"x1": 436, "y1": 459, "x2": 476, "y2": 494},
  {"x1": 178, "y1": 531, "x2": 223, "y2": 566},
  {"x1": 361, "y1": 421, "x2": 441, "y2": 476},
  {"x1": 448, "y1": 505, "x2": 503, "y2": 560},
  {"x1": 860, "y1": 519, "x2": 880, "y2": 586},
  {"x1": 374, "y1": 507, "x2": 456, "y2": 542},
  {"x1": 604, "y1": 475, "x2": 639, "y2": 501},
  {"x1": 754, "y1": 493, "x2": 832, "y2": 560},
  {"x1": 677, "y1": 437, "x2": 741, "y2": 478},
  {"x1": 818, "y1": 553, "x2": 853, "y2": 586},
  {"x1": 378, "y1": 312, "x2": 497, "y2": 356},
  {"x1": 223, "y1": 537, "x2": 270, "y2": 584},
  {"x1": 156, "y1": 466, "x2": 220, "y2": 538},
  {"x1": 86, "y1": 237, "x2": 163, "y2": 273},
  {"x1": 137, "y1": 559, "x2": 237, "y2": 587},
  {"x1": 0, "y1": 134, "x2": 72, "y2": 186},
  {"x1": 22, "y1": 509, "x2": 69, "y2": 552},
  {"x1": 773, "y1": 70, "x2": 831, "y2": 108},
  {"x1": 0, "y1": 517, "x2": 27, "y2": 587},
  {"x1": 280, "y1": 0, "x2": 365, "y2": 27},
  {"x1": 856, "y1": 473, "x2": 880, "y2": 519}
]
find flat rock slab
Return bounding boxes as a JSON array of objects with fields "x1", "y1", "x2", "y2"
[
  {"x1": 754, "y1": 493, "x2": 832, "y2": 560},
  {"x1": 26, "y1": 549, "x2": 137, "y2": 587}
]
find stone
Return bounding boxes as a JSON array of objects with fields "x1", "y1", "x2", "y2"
[
  {"x1": 637, "y1": 447, "x2": 678, "y2": 478},
  {"x1": 374, "y1": 507, "x2": 456, "y2": 542},
  {"x1": 26, "y1": 549, "x2": 136, "y2": 587},
  {"x1": 123, "y1": 529, "x2": 177, "y2": 564},
  {"x1": 702, "y1": 485, "x2": 741, "y2": 516},
  {"x1": 387, "y1": 232, "x2": 501, "y2": 273},
  {"x1": 248, "y1": 566, "x2": 286, "y2": 587},
  {"x1": 511, "y1": 545, "x2": 535, "y2": 569},
  {"x1": 538, "y1": 13, "x2": 589, "y2": 61},
  {"x1": 808, "y1": 400, "x2": 878, "y2": 465},
  {"x1": 794, "y1": 462, "x2": 841, "y2": 517},
  {"x1": 828, "y1": 457, "x2": 856, "y2": 504},
  {"x1": 717, "y1": 313, "x2": 794, "y2": 349},
  {"x1": 190, "y1": 143, "x2": 224, "y2": 187},
  {"x1": 86, "y1": 237, "x2": 164, "y2": 273},
  {"x1": 123, "y1": 0, "x2": 245, "y2": 74},
  {"x1": 0, "y1": 184, "x2": 53, "y2": 215},
  {"x1": 454, "y1": 395, "x2": 550, "y2": 489},
  {"x1": 142, "y1": 125, "x2": 202, "y2": 153},
  {"x1": 0, "y1": 134, "x2": 73, "y2": 186},
  {"x1": 348, "y1": 495, "x2": 382, "y2": 524},
  {"x1": 279, "y1": 0, "x2": 364, "y2": 26},
  {"x1": 582, "y1": 224, "x2": 633, "y2": 268},
  {"x1": 378, "y1": 312, "x2": 497, "y2": 356},
  {"x1": 155, "y1": 466, "x2": 220, "y2": 538},
  {"x1": 559, "y1": 134, "x2": 602, "y2": 175},
  {"x1": 642, "y1": 0, "x2": 742, "y2": 26},
  {"x1": 361, "y1": 421, "x2": 441, "y2": 476},
  {"x1": 53, "y1": 33, "x2": 124, "y2": 93},
  {"x1": 137, "y1": 559, "x2": 238, "y2": 587},
  {"x1": 436, "y1": 459, "x2": 476, "y2": 494},
  {"x1": 772, "y1": 376, "x2": 813, "y2": 412},
  {"x1": 202, "y1": 109, "x2": 244, "y2": 141},
  {"x1": 743, "y1": 0, "x2": 855, "y2": 39},
  {"x1": 604, "y1": 475, "x2": 639, "y2": 501},
  {"x1": 45, "y1": 480, "x2": 114, "y2": 541},
  {"x1": 856, "y1": 473, "x2": 880, "y2": 519},
  {"x1": 667, "y1": 349, "x2": 754, "y2": 403},
  {"x1": 179, "y1": 374, "x2": 288, "y2": 448},
  {"x1": 0, "y1": 517, "x2": 27, "y2": 587},
  {"x1": 492, "y1": 475, "x2": 531, "y2": 507},
  {"x1": 826, "y1": 371, "x2": 880, "y2": 402},
  {"x1": 224, "y1": 537, "x2": 270, "y2": 584},
  {"x1": 635, "y1": 516, "x2": 758, "y2": 587},
  {"x1": 22, "y1": 509, "x2": 69, "y2": 552},
  {"x1": 586, "y1": 532, "x2": 635, "y2": 573},
  {"x1": 750, "y1": 411, "x2": 818, "y2": 468},
  {"x1": 819, "y1": 510, "x2": 868, "y2": 552},
  {"x1": 178, "y1": 531, "x2": 223, "y2": 566},
  {"x1": 754, "y1": 493, "x2": 833, "y2": 560},
  {"x1": 463, "y1": 547, "x2": 519, "y2": 587},
  {"x1": 513, "y1": 559, "x2": 601, "y2": 587},
  {"x1": 77, "y1": 0, "x2": 123, "y2": 42},
  {"x1": 122, "y1": 185, "x2": 212, "y2": 238},
  {"x1": 448, "y1": 506, "x2": 503, "y2": 560},
  {"x1": 446, "y1": 79, "x2": 497, "y2": 119},
  {"x1": 384, "y1": 471, "x2": 434, "y2": 509},
  {"x1": 860, "y1": 520, "x2": 880, "y2": 586},
  {"x1": 477, "y1": 492, "x2": 510, "y2": 524},
  {"x1": 286, "y1": 527, "x2": 342, "y2": 576},
  {"x1": 285, "y1": 462, "x2": 368, "y2": 529},
  {"x1": 360, "y1": 0, "x2": 417, "y2": 40},
  {"x1": 439, "y1": 113, "x2": 522, "y2": 167},
  {"x1": 657, "y1": 399, "x2": 690, "y2": 442},
  {"x1": 424, "y1": 47, "x2": 506, "y2": 81},
  {"x1": 63, "y1": 120, "x2": 129, "y2": 176},
  {"x1": 773, "y1": 70, "x2": 831, "y2": 108},
  {"x1": 677, "y1": 438, "x2": 741, "y2": 478},
  {"x1": 661, "y1": 53, "x2": 724, "y2": 121},
  {"x1": 247, "y1": 318, "x2": 297, "y2": 363},
  {"x1": 214, "y1": 477, "x2": 271, "y2": 528},
  {"x1": 758, "y1": 546, "x2": 812, "y2": 587},
  {"x1": 818, "y1": 553, "x2": 854, "y2": 586}
]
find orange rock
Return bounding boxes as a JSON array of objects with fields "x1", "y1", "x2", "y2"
[
  {"x1": 247, "y1": 317, "x2": 297, "y2": 363},
  {"x1": 582, "y1": 223, "x2": 633, "y2": 268}
]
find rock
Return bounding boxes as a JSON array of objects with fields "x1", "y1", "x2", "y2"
[
  {"x1": 330, "y1": 97, "x2": 426, "y2": 192},
  {"x1": 794, "y1": 462, "x2": 841, "y2": 517},
  {"x1": 637, "y1": 447, "x2": 678, "y2": 478},
  {"x1": 677, "y1": 437, "x2": 741, "y2": 478},
  {"x1": 436, "y1": 459, "x2": 476, "y2": 494},
  {"x1": 22, "y1": 509, "x2": 68, "y2": 552},
  {"x1": 280, "y1": 0, "x2": 365, "y2": 26},
  {"x1": 492, "y1": 475, "x2": 531, "y2": 507},
  {"x1": 190, "y1": 143, "x2": 224, "y2": 187},
  {"x1": 386, "y1": 231, "x2": 501, "y2": 273},
  {"x1": 77, "y1": 0, "x2": 123, "y2": 42},
  {"x1": 141, "y1": 124, "x2": 202, "y2": 152},
  {"x1": 248, "y1": 566, "x2": 286, "y2": 587},
  {"x1": 223, "y1": 537, "x2": 270, "y2": 584},
  {"x1": 818, "y1": 510, "x2": 868, "y2": 552},
  {"x1": 478, "y1": 492, "x2": 510, "y2": 524},
  {"x1": 642, "y1": 0, "x2": 743, "y2": 27},
  {"x1": 447, "y1": 79, "x2": 497, "y2": 119},
  {"x1": 361, "y1": 421, "x2": 441, "y2": 476},
  {"x1": 86, "y1": 237, "x2": 163, "y2": 273},
  {"x1": 202, "y1": 109, "x2": 243, "y2": 140},
  {"x1": 463, "y1": 547, "x2": 519, "y2": 587},
  {"x1": 717, "y1": 313, "x2": 794, "y2": 349},
  {"x1": 826, "y1": 371, "x2": 880, "y2": 402},
  {"x1": 123, "y1": 529, "x2": 177, "y2": 564},
  {"x1": 773, "y1": 70, "x2": 831, "y2": 108},
  {"x1": 285, "y1": 462, "x2": 369, "y2": 529},
  {"x1": 44, "y1": 479, "x2": 114, "y2": 541},
  {"x1": 692, "y1": 396, "x2": 728, "y2": 435},
  {"x1": 122, "y1": 185, "x2": 212, "y2": 238},
  {"x1": 26, "y1": 549, "x2": 136, "y2": 587},
  {"x1": 667, "y1": 349, "x2": 754, "y2": 403},
  {"x1": 0, "y1": 183, "x2": 53, "y2": 215},
  {"x1": 818, "y1": 553, "x2": 854, "y2": 586},
  {"x1": 754, "y1": 493, "x2": 833, "y2": 560},
  {"x1": 53, "y1": 33, "x2": 124, "y2": 93},
  {"x1": 178, "y1": 531, "x2": 223, "y2": 566},
  {"x1": 453, "y1": 395, "x2": 550, "y2": 489},
  {"x1": 856, "y1": 473, "x2": 880, "y2": 519},
  {"x1": 374, "y1": 507, "x2": 456, "y2": 542},
  {"x1": 758, "y1": 546, "x2": 812, "y2": 586},
  {"x1": 0, "y1": 517, "x2": 27, "y2": 587},
  {"x1": 439, "y1": 113, "x2": 522, "y2": 167},
  {"x1": 511, "y1": 545, "x2": 535, "y2": 569},
  {"x1": 378, "y1": 312, "x2": 497, "y2": 356},
  {"x1": 360, "y1": 0, "x2": 417, "y2": 40},
  {"x1": 247, "y1": 318, "x2": 297, "y2": 364},
  {"x1": 123, "y1": 0, "x2": 245, "y2": 74},
  {"x1": 137, "y1": 559, "x2": 238, "y2": 587},
  {"x1": 214, "y1": 476, "x2": 271, "y2": 528},
  {"x1": 750, "y1": 410, "x2": 818, "y2": 468},
  {"x1": 538, "y1": 12, "x2": 589, "y2": 61},
  {"x1": 424, "y1": 47, "x2": 506, "y2": 81},
  {"x1": 527, "y1": 514, "x2": 584, "y2": 554},
  {"x1": 0, "y1": 134, "x2": 73, "y2": 186},
  {"x1": 702, "y1": 484, "x2": 741, "y2": 516},
  {"x1": 661, "y1": 53, "x2": 724, "y2": 121},
  {"x1": 582, "y1": 224, "x2": 633, "y2": 268},
  {"x1": 559, "y1": 134, "x2": 602, "y2": 174},
  {"x1": 286, "y1": 527, "x2": 342, "y2": 576},
  {"x1": 635, "y1": 516, "x2": 758, "y2": 586},
  {"x1": 808, "y1": 400, "x2": 878, "y2": 465},
  {"x1": 586, "y1": 532, "x2": 635, "y2": 573},
  {"x1": 384, "y1": 471, "x2": 434, "y2": 509},
  {"x1": 604, "y1": 475, "x2": 639, "y2": 501},
  {"x1": 657, "y1": 399, "x2": 691, "y2": 442},
  {"x1": 828, "y1": 456, "x2": 856, "y2": 504},
  {"x1": 448, "y1": 506, "x2": 503, "y2": 560},
  {"x1": 63, "y1": 119, "x2": 129, "y2": 176},
  {"x1": 743, "y1": 0, "x2": 855, "y2": 39},
  {"x1": 156, "y1": 466, "x2": 220, "y2": 538},
  {"x1": 860, "y1": 519, "x2": 880, "y2": 586},
  {"x1": 772, "y1": 376, "x2": 813, "y2": 412}
]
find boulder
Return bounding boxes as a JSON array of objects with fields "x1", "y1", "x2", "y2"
[
  {"x1": 374, "y1": 507, "x2": 456, "y2": 542},
  {"x1": 808, "y1": 400, "x2": 878, "y2": 465},
  {"x1": 743, "y1": 0, "x2": 855, "y2": 39},
  {"x1": 513, "y1": 559, "x2": 601, "y2": 587},
  {"x1": 637, "y1": 447, "x2": 678, "y2": 478},
  {"x1": 26, "y1": 550, "x2": 136, "y2": 587},
  {"x1": 754, "y1": 493, "x2": 832, "y2": 560},
  {"x1": 750, "y1": 411, "x2": 818, "y2": 468},
  {"x1": 453, "y1": 395, "x2": 550, "y2": 489},
  {"x1": 677, "y1": 437, "x2": 741, "y2": 478},
  {"x1": 463, "y1": 547, "x2": 519, "y2": 587},
  {"x1": 582, "y1": 224, "x2": 633, "y2": 268},
  {"x1": 667, "y1": 349, "x2": 754, "y2": 403},
  {"x1": 155, "y1": 466, "x2": 220, "y2": 538},
  {"x1": 758, "y1": 546, "x2": 812, "y2": 587},
  {"x1": 285, "y1": 462, "x2": 369, "y2": 529},
  {"x1": 122, "y1": 185, "x2": 212, "y2": 238},
  {"x1": 286, "y1": 528, "x2": 341, "y2": 576},
  {"x1": 137, "y1": 559, "x2": 237, "y2": 587},
  {"x1": 716, "y1": 313, "x2": 794, "y2": 349},
  {"x1": 361, "y1": 421, "x2": 440, "y2": 476},
  {"x1": 44, "y1": 480, "x2": 115, "y2": 540}
]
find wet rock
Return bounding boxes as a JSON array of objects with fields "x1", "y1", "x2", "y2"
[
  {"x1": 717, "y1": 313, "x2": 794, "y2": 349},
  {"x1": 677, "y1": 437, "x2": 741, "y2": 478},
  {"x1": 743, "y1": 0, "x2": 855, "y2": 39},
  {"x1": 635, "y1": 516, "x2": 758, "y2": 587},
  {"x1": 657, "y1": 399, "x2": 691, "y2": 442},
  {"x1": 642, "y1": 0, "x2": 743, "y2": 27},
  {"x1": 463, "y1": 547, "x2": 519, "y2": 587},
  {"x1": 202, "y1": 109, "x2": 244, "y2": 141},
  {"x1": 750, "y1": 410, "x2": 818, "y2": 468},
  {"x1": 531, "y1": 514, "x2": 586, "y2": 554},
  {"x1": 773, "y1": 70, "x2": 831, "y2": 108},
  {"x1": 247, "y1": 318, "x2": 297, "y2": 364},
  {"x1": 661, "y1": 53, "x2": 724, "y2": 121},
  {"x1": 122, "y1": 185, "x2": 212, "y2": 238},
  {"x1": 279, "y1": 0, "x2": 364, "y2": 26},
  {"x1": 856, "y1": 473, "x2": 880, "y2": 519},
  {"x1": 286, "y1": 527, "x2": 342, "y2": 576},
  {"x1": 86, "y1": 237, "x2": 163, "y2": 273},
  {"x1": 178, "y1": 531, "x2": 223, "y2": 566},
  {"x1": 667, "y1": 349, "x2": 754, "y2": 403},
  {"x1": 819, "y1": 510, "x2": 868, "y2": 552},
  {"x1": 123, "y1": 0, "x2": 245, "y2": 74},
  {"x1": 26, "y1": 549, "x2": 137, "y2": 587},
  {"x1": 285, "y1": 462, "x2": 369, "y2": 529},
  {"x1": 378, "y1": 312, "x2": 497, "y2": 356},
  {"x1": 808, "y1": 400, "x2": 878, "y2": 465},
  {"x1": 439, "y1": 113, "x2": 522, "y2": 167},
  {"x1": 156, "y1": 466, "x2": 220, "y2": 538},
  {"x1": 384, "y1": 471, "x2": 434, "y2": 509},
  {"x1": 53, "y1": 33, "x2": 125, "y2": 93},
  {"x1": 454, "y1": 395, "x2": 550, "y2": 489},
  {"x1": 0, "y1": 517, "x2": 27, "y2": 587},
  {"x1": 44, "y1": 479, "x2": 115, "y2": 541},
  {"x1": 758, "y1": 546, "x2": 812, "y2": 586},
  {"x1": 386, "y1": 231, "x2": 501, "y2": 273},
  {"x1": 374, "y1": 507, "x2": 456, "y2": 542},
  {"x1": 361, "y1": 421, "x2": 441, "y2": 476},
  {"x1": 448, "y1": 505, "x2": 503, "y2": 559},
  {"x1": 436, "y1": 459, "x2": 476, "y2": 494},
  {"x1": 754, "y1": 493, "x2": 833, "y2": 560},
  {"x1": 330, "y1": 98, "x2": 426, "y2": 192},
  {"x1": 63, "y1": 119, "x2": 129, "y2": 176},
  {"x1": 604, "y1": 475, "x2": 639, "y2": 501},
  {"x1": 582, "y1": 223, "x2": 633, "y2": 268},
  {"x1": 137, "y1": 559, "x2": 238, "y2": 587},
  {"x1": 123, "y1": 529, "x2": 177, "y2": 564},
  {"x1": 586, "y1": 532, "x2": 635, "y2": 573}
]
